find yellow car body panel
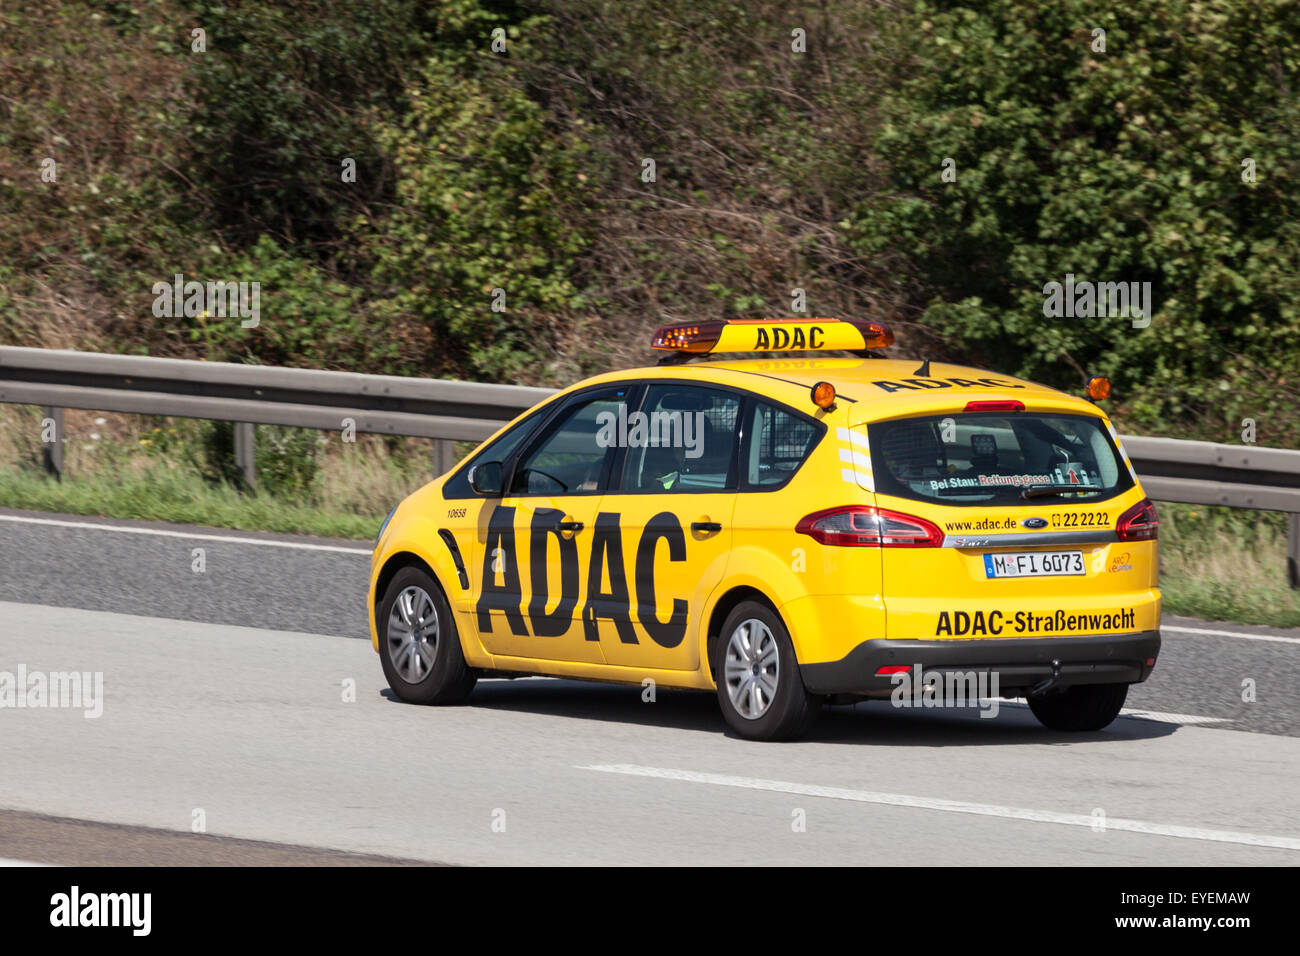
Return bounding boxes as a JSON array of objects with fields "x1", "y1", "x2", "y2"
[{"x1": 369, "y1": 353, "x2": 1161, "y2": 698}]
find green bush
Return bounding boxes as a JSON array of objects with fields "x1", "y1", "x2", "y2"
[
  {"x1": 181, "y1": 0, "x2": 446, "y2": 247},
  {"x1": 5, "y1": 0, "x2": 1300, "y2": 446},
  {"x1": 175, "y1": 235, "x2": 379, "y2": 370},
  {"x1": 360, "y1": 46, "x2": 599, "y2": 380},
  {"x1": 253, "y1": 425, "x2": 327, "y2": 498},
  {"x1": 195, "y1": 420, "x2": 324, "y2": 498},
  {"x1": 846, "y1": 0, "x2": 1300, "y2": 444}
]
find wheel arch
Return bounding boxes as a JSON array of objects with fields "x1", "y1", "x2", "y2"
[
  {"x1": 371, "y1": 549, "x2": 460, "y2": 654},
  {"x1": 704, "y1": 585, "x2": 781, "y2": 682},
  {"x1": 374, "y1": 550, "x2": 443, "y2": 611}
]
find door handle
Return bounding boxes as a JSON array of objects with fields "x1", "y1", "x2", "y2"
[
  {"x1": 557, "y1": 520, "x2": 584, "y2": 533},
  {"x1": 691, "y1": 521, "x2": 723, "y2": 533}
]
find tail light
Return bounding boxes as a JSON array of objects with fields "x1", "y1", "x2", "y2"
[
  {"x1": 1116, "y1": 498, "x2": 1159, "y2": 541},
  {"x1": 796, "y1": 506, "x2": 945, "y2": 547}
]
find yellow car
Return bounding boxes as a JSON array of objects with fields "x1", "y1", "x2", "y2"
[{"x1": 369, "y1": 318, "x2": 1160, "y2": 740}]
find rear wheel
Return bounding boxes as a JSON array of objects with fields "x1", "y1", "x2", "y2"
[
  {"x1": 715, "y1": 601, "x2": 819, "y2": 741},
  {"x1": 378, "y1": 566, "x2": 476, "y2": 704},
  {"x1": 1028, "y1": 682, "x2": 1128, "y2": 731}
]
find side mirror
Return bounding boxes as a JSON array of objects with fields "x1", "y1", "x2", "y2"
[{"x1": 468, "y1": 461, "x2": 504, "y2": 497}]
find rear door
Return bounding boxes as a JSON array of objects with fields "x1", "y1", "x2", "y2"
[{"x1": 862, "y1": 408, "x2": 1157, "y2": 640}]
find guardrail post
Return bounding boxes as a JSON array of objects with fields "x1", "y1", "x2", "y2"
[
  {"x1": 41, "y1": 405, "x2": 63, "y2": 478},
  {"x1": 433, "y1": 439, "x2": 454, "y2": 476},
  {"x1": 234, "y1": 422, "x2": 256, "y2": 488},
  {"x1": 1288, "y1": 514, "x2": 1299, "y2": 590}
]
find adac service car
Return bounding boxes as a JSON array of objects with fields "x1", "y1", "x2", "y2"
[{"x1": 369, "y1": 318, "x2": 1160, "y2": 740}]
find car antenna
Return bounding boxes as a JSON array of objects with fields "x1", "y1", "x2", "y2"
[{"x1": 914, "y1": 358, "x2": 931, "y2": 377}]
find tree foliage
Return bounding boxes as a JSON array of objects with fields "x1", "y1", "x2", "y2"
[
  {"x1": 846, "y1": 0, "x2": 1300, "y2": 439},
  {"x1": 2, "y1": 0, "x2": 1298, "y2": 443}
]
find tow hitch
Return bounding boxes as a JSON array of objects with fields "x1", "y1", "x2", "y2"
[{"x1": 1028, "y1": 658, "x2": 1063, "y2": 697}]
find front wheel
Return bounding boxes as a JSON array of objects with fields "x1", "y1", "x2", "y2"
[
  {"x1": 715, "y1": 601, "x2": 819, "y2": 741},
  {"x1": 378, "y1": 566, "x2": 476, "y2": 704},
  {"x1": 1028, "y1": 682, "x2": 1128, "y2": 731}
]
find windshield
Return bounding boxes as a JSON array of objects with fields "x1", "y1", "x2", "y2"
[{"x1": 866, "y1": 412, "x2": 1133, "y2": 506}]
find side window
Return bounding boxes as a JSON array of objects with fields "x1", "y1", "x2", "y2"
[
  {"x1": 622, "y1": 385, "x2": 741, "y2": 492},
  {"x1": 743, "y1": 399, "x2": 822, "y2": 489},
  {"x1": 442, "y1": 406, "x2": 550, "y2": 499},
  {"x1": 509, "y1": 391, "x2": 628, "y2": 496}
]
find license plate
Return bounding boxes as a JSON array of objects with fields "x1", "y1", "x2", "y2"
[{"x1": 983, "y1": 550, "x2": 1084, "y2": 578}]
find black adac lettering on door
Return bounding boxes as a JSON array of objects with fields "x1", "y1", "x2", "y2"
[
  {"x1": 635, "y1": 512, "x2": 688, "y2": 649},
  {"x1": 476, "y1": 506, "x2": 527, "y2": 635},
  {"x1": 582, "y1": 512, "x2": 637, "y2": 644},
  {"x1": 528, "y1": 508, "x2": 579, "y2": 637}
]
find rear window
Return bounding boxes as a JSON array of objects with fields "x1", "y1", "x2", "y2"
[{"x1": 867, "y1": 412, "x2": 1134, "y2": 506}]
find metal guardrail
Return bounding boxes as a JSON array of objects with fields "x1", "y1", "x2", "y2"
[
  {"x1": 0, "y1": 346, "x2": 554, "y2": 480},
  {"x1": 1121, "y1": 436, "x2": 1300, "y2": 588},
  {"x1": 1120, "y1": 436, "x2": 1300, "y2": 512},
  {"x1": 1, "y1": 346, "x2": 1297, "y2": 585}
]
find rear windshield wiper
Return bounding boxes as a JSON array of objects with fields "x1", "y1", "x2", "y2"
[{"x1": 1020, "y1": 483, "x2": 1104, "y2": 499}]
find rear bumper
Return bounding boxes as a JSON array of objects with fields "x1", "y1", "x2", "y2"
[{"x1": 800, "y1": 630, "x2": 1160, "y2": 696}]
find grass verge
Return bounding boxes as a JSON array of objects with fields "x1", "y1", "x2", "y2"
[
  {"x1": 1158, "y1": 502, "x2": 1300, "y2": 629},
  {"x1": 0, "y1": 463, "x2": 384, "y2": 540}
]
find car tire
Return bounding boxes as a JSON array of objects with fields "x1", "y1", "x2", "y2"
[
  {"x1": 378, "y1": 566, "x2": 476, "y2": 704},
  {"x1": 1027, "y1": 682, "x2": 1128, "y2": 731},
  {"x1": 715, "y1": 600, "x2": 819, "y2": 741}
]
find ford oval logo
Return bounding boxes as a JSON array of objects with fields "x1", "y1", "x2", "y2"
[{"x1": 1022, "y1": 517, "x2": 1049, "y2": 529}]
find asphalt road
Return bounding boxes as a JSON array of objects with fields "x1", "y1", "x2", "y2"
[{"x1": 1, "y1": 507, "x2": 1298, "y2": 865}]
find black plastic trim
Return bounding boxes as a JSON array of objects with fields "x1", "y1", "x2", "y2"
[
  {"x1": 436, "y1": 529, "x2": 470, "y2": 590},
  {"x1": 800, "y1": 630, "x2": 1161, "y2": 695}
]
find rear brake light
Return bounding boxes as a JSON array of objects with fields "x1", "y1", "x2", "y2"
[
  {"x1": 1116, "y1": 498, "x2": 1159, "y2": 541},
  {"x1": 877, "y1": 665, "x2": 911, "y2": 675},
  {"x1": 796, "y1": 506, "x2": 945, "y2": 547},
  {"x1": 964, "y1": 400, "x2": 1025, "y2": 412}
]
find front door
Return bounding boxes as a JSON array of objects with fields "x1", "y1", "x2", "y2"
[{"x1": 474, "y1": 386, "x2": 634, "y2": 664}]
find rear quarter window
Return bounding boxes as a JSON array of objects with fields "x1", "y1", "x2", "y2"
[{"x1": 743, "y1": 399, "x2": 824, "y2": 490}]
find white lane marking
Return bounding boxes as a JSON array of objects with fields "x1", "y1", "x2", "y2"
[
  {"x1": 999, "y1": 701, "x2": 1228, "y2": 726},
  {"x1": 0, "y1": 514, "x2": 371, "y2": 555},
  {"x1": 0, "y1": 857, "x2": 49, "y2": 867},
  {"x1": 1163, "y1": 624, "x2": 1300, "y2": 645},
  {"x1": 582, "y1": 764, "x2": 1300, "y2": 852},
  {"x1": 1119, "y1": 709, "x2": 1229, "y2": 726}
]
